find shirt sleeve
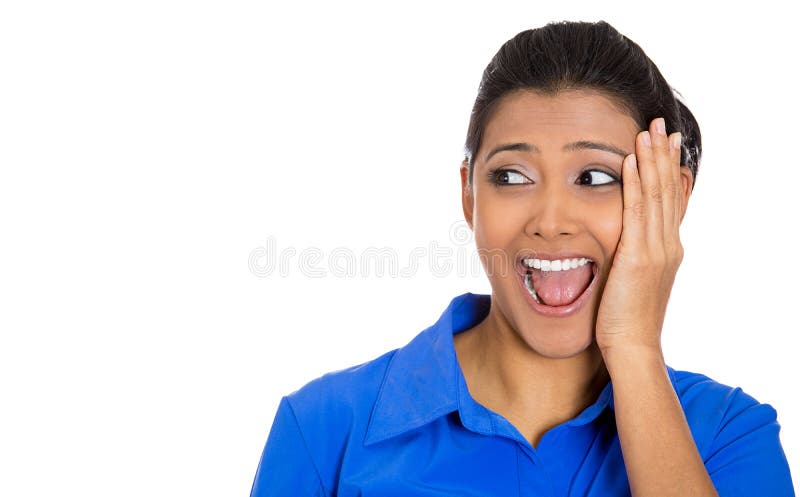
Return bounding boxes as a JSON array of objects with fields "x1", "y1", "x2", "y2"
[
  {"x1": 703, "y1": 388, "x2": 795, "y2": 496},
  {"x1": 249, "y1": 396, "x2": 329, "y2": 497}
]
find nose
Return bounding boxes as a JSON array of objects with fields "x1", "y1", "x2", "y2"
[{"x1": 524, "y1": 184, "x2": 580, "y2": 241}]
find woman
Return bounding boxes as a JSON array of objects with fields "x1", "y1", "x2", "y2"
[{"x1": 250, "y1": 21, "x2": 794, "y2": 496}]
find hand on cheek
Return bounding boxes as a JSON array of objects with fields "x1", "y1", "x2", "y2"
[{"x1": 595, "y1": 117, "x2": 685, "y2": 354}]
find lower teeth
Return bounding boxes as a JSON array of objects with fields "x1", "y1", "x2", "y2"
[{"x1": 524, "y1": 272, "x2": 543, "y2": 304}]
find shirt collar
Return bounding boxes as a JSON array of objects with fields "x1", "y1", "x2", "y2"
[
  {"x1": 364, "y1": 292, "x2": 487, "y2": 446},
  {"x1": 363, "y1": 292, "x2": 681, "y2": 446}
]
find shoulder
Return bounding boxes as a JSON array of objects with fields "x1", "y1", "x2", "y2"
[
  {"x1": 279, "y1": 347, "x2": 399, "y2": 471},
  {"x1": 252, "y1": 349, "x2": 401, "y2": 497},
  {"x1": 668, "y1": 366, "x2": 781, "y2": 457},
  {"x1": 668, "y1": 367, "x2": 794, "y2": 494},
  {"x1": 285, "y1": 347, "x2": 397, "y2": 423},
  {"x1": 671, "y1": 366, "x2": 771, "y2": 413}
]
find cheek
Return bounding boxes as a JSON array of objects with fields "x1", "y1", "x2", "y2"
[
  {"x1": 472, "y1": 194, "x2": 526, "y2": 247},
  {"x1": 589, "y1": 202, "x2": 624, "y2": 255},
  {"x1": 472, "y1": 194, "x2": 528, "y2": 277}
]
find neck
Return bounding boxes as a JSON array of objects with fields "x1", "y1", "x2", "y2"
[{"x1": 453, "y1": 302, "x2": 609, "y2": 423}]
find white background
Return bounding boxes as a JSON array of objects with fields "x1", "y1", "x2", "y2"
[{"x1": 1, "y1": 1, "x2": 798, "y2": 495}]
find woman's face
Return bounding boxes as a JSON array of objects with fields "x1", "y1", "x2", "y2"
[{"x1": 460, "y1": 88, "x2": 692, "y2": 358}]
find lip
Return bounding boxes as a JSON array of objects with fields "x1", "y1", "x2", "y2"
[{"x1": 516, "y1": 259, "x2": 599, "y2": 317}]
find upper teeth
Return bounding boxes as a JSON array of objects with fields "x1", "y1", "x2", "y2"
[{"x1": 523, "y1": 257, "x2": 592, "y2": 271}]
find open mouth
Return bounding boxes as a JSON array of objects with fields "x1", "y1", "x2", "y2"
[{"x1": 518, "y1": 256, "x2": 598, "y2": 311}]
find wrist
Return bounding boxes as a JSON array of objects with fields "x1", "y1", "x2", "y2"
[{"x1": 600, "y1": 343, "x2": 666, "y2": 379}]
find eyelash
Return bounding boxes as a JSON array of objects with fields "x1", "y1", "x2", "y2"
[{"x1": 487, "y1": 167, "x2": 620, "y2": 187}]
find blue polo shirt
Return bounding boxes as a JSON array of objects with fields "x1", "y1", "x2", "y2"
[{"x1": 250, "y1": 292, "x2": 794, "y2": 496}]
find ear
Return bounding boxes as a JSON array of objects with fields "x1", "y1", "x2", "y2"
[
  {"x1": 460, "y1": 159, "x2": 474, "y2": 231},
  {"x1": 678, "y1": 165, "x2": 694, "y2": 224}
]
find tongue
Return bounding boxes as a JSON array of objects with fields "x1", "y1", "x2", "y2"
[{"x1": 530, "y1": 263, "x2": 593, "y2": 307}]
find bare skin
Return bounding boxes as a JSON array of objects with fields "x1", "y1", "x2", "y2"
[{"x1": 455, "y1": 89, "x2": 716, "y2": 496}]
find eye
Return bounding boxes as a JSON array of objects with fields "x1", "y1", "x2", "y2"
[
  {"x1": 488, "y1": 168, "x2": 532, "y2": 185},
  {"x1": 579, "y1": 169, "x2": 618, "y2": 186}
]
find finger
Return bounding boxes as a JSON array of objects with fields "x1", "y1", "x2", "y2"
[
  {"x1": 649, "y1": 117, "x2": 676, "y2": 238},
  {"x1": 635, "y1": 127, "x2": 664, "y2": 249},
  {"x1": 621, "y1": 152, "x2": 644, "y2": 248},
  {"x1": 668, "y1": 131, "x2": 683, "y2": 236}
]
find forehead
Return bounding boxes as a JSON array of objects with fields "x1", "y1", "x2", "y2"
[{"x1": 479, "y1": 89, "x2": 640, "y2": 160}]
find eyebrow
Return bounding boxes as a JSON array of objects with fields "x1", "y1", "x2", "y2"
[{"x1": 484, "y1": 140, "x2": 630, "y2": 162}]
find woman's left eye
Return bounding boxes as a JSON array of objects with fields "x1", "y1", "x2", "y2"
[{"x1": 579, "y1": 169, "x2": 618, "y2": 186}]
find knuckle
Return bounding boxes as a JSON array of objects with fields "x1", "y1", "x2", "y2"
[
  {"x1": 648, "y1": 185, "x2": 663, "y2": 203},
  {"x1": 663, "y1": 181, "x2": 679, "y2": 197},
  {"x1": 626, "y1": 201, "x2": 646, "y2": 219},
  {"x1": 665, "y1": 241, "x2": 682, "y2": 255},
  {"x1": 674, "y1": 244, "x2": 685, "y2": 263},
  {"x1": 662, "y1": 245, "x2": 683, "y2": 269}
]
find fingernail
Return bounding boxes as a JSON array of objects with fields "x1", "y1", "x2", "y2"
[
  {"x1": 655, "y1": 117, "x2": 666, "y2": 135},
  {"x1": 642, "y1": 131, "x2": 652, "y2": 147},
  {"x1": 670, "y1": 132, "x2": 682, "y2": 150}
]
